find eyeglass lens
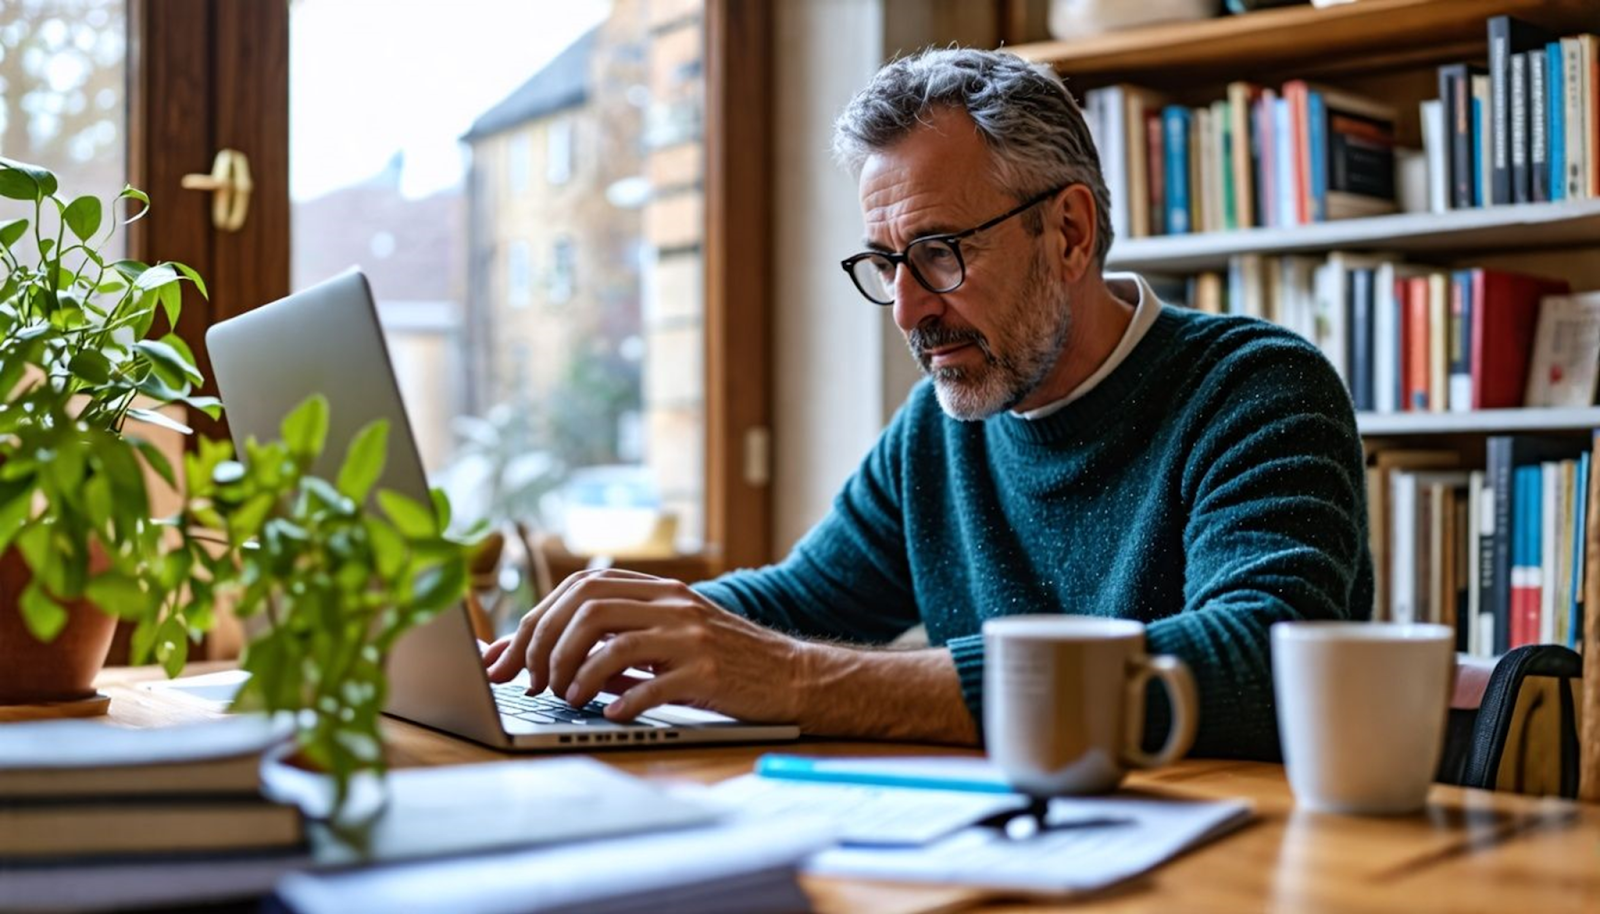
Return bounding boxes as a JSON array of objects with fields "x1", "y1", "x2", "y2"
[{"x1": 849, "y1": 238, "x2": 964, "y2": 304}]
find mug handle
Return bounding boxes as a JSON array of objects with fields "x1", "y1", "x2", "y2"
[{"x1": 1121, "y1": 654, "x2": 1199, "y2": 770}]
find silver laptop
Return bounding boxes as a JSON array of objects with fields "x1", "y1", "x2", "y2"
[{"x1": 206, "y1": 268, "x2": 799, "y2": 751}]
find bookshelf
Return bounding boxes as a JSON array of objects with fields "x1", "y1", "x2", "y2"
[
  {"x1": 1359, "y1": 407, "x2": 1600, "y2": 436},
  {"x1": 1106, "y1": 198, "x2": 1600, "y2": 273},
  {"x1": 1006, "y1": 0, "x2": 1600, "y2": 802}
]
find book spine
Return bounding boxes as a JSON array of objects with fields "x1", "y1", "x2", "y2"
[
  {"x1": 1421, "y1": 100, "x2": 1449, "y2": 213},
  {"x1": 1541, "y1": 462, "x2": 1558, "y2": 645},
  {"x1": 1189, "y1": 107, "x2": 1204, "y2": 233},
  {"x1": 1228, "y1": 83, "x2": 1256, "y2": 230},
  {"x1": 1164, "y1": 106, "x2": 1189, "y2": 234},
  {"x1": 1308, "y1": 90, "x2": 1328, "y2": 222},
  {"x1": 1549, "y1": 42, "x2": 1566, "y2": 202},
  {"x1": 1564, "y1": 38, "x2": 1584, "y2": 200},
  {"x1": 1147, "y1": 112, "x2": 1166, "y2": 236},
  {"x1": 1258, "y1": 91, "x2": 1277, "y2": 228},
  {"x1": 1469, "y1": 469, "x2": 1487, "y2": 656},
  {"x1": 1490, "y1": 16, "x2": 1514, "y2": 204},
  {"x1": 1374, "y1": 266, "x2": 1399, "y2": 414},
  {"x1": 1428, "y1": 272, "x2": 1448, "y2": 413},
  {"x1": 1441, "y1": 65, "x2": 1474, "y2": 209},
  {"x1": 1583, "y1": 35, "x2": 1599, "y2": 198},
  {"x1": 1350, "y1": 267, "x2": 1375, "y2": 412},
  {"x1": 1472, "y1": 75, "x2": 1491, "y2": 207},
  {"x1": 1218, "y1": 100, "x2": 1236, "y2": 231},
  {"x1": 1511, "y1": 51, "x2": 1530, "y2": 203},
  {"x1": 1126, "y1": 92, "x2": 1151, "y2": 238},
  {"x1": 1488, "y1": 436, "x2": 1514, "y2": 654},
  {"x1": 1511, "y1": 466, "x2": 1532, "y2": 648},
  {"x1": 1274, "y1": 98, "x2": 1297, "y2": 227},
  {"x1": 1406, "y1": 276, "x2": 1431, "y2": 411},
  {"x1": 1530, "y1": 48, "x2": 1548, "y2": 202},
  {"x1": 1448, "y1": 270, "x2": 1472, "y2": 413},
  {"x1": 1572, "y1": 451, "x2": 1590, "y2": 649}
]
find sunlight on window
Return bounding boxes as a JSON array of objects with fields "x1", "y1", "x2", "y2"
[{"x1": 290, "y1": 0, "x2": 707, "y2": 624}]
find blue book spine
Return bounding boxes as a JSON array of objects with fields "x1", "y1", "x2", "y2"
[
  {"x1": 1548, "y1": 42, "x2": 1566, "y2": 202},
  {"x1": 1163, "y1": 106, "x2": 1191, "y2": 235},
  {"x1": 1471, "y1": 94, "x2": 1486, "y2": 207},
  {"x1": 1308, "y1": 90, "x2": 1327, "y2": 222},
  {"x1": 1569, "y1": 451, "x2": 1589, "y2": 649}
]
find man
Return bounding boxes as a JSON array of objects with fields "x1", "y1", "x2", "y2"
[{"x1": 485, "y1": 47, "x2": 1372, "y2": 760}]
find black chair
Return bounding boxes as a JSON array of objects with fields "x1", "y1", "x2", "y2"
[{"x1": 1437, "y1": 645, "x2": 1584, "y2": 798}]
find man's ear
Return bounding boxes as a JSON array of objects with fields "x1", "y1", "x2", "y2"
[{"x1": 1050, "y1": 184, "x2": 1098, "y2": 283}]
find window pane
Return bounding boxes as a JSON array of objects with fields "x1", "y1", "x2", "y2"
[
  {"x1": 0, "y1": 0, "x2": 127, "y2": 260},
  {"x1": 290, "y1": 0, "x2": 706, "y2": 582}
]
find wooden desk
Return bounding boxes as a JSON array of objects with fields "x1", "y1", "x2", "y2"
[{"x1": 95, "y1": 666, "x2": 1600, "y2": 914}]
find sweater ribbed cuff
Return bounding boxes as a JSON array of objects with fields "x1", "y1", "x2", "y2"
[{"x1": 946, "y1": 634, "x2": 988, "y2": 744}]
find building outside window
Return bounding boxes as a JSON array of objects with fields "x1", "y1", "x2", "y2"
[
  {"x1": 546, "y1": 117, "x2": 573, "y2": 185},
  {"x1": 549, "y1": 235, "x2": 575, "y2": 303},
  {"x1": 508, "y1": 131, "x2": 531, "y2": 194},
  {"x1": 507, "y1": 239, "x2": 532, "y2": 308}
]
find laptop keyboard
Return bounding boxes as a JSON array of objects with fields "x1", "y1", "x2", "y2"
[{"x1": 492, "y1": 682, "x2": 627, "y2": 725}]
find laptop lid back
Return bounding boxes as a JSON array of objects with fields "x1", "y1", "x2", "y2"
[{"x1": 206, "y1": 269, "x2": 508, "y2": 747}]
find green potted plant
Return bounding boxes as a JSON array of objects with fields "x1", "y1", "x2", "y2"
[
  {"x1": 188, "y1": 393, "x2": 476, "y2": 806},
  {"x1": 1, "y1": 157, "x2": 477, "y2": 808},
  {"x1": 0, "y1": 156, "x2": 222, "y2": 706}
]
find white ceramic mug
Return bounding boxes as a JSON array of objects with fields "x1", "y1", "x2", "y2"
[
  {"x1": 983, "y1": 615, "x2": 1198, "y2": 796},
  {"x1": 1272, "y1": 621, "x2": 1455, "y2": 815}
]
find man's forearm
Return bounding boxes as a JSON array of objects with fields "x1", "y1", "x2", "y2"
[{"x1": 792, "y1": 642, "x2": 978, "y2": 744}]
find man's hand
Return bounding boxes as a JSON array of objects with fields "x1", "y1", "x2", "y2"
[{"x1": 483, "y1": 568, "x2": 809, "y2": 724}]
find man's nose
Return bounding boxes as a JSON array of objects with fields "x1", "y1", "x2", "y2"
[{"x1": 891, "y1": 264, "x2": 942, "y2": 333}]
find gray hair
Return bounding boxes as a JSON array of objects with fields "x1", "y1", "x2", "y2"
[{"x1": 832, "y1": 46, "x2": 1113, "y2": 268}]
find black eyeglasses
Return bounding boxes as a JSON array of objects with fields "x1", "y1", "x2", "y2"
[{"x1": 840, "y1": 186, "x2": 1062, "y2": 306}]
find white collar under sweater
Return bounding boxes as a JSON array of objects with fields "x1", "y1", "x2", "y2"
[{"x1": 1014, "y1": 272, "x2": 1163, "y2": 421}]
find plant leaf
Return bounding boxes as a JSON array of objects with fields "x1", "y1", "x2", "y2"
[
  {"x1": 68, "y1": 349, "x2": 112, "y2": 385},
  {"x1": 364, "y1": 516, "x2": 408, "y2": 579},
  {"x1": 118, "y1": 185, "x2": 151, "y2": 224},
  {"x1": 183, "y1": 395, "x2": 223, "y2": 420},
  {"x1": 135, "y1": 338, "x2": 203, "y2": 384},
  {"x1": 0, "y1": 157, "x2": 59, "y2": 197},
  {"x1": 173, "y1": 262, "x2": 208, "y2": 299},
  {"x1": 63, "y1": 195, "x2": 102, "y2": 242},
  {"x1": 126, "y1": 406, "x2": 193, "y2": 435},
  {"x1": 132, "y1": 263, "x2": 177, "y2": 292},
  {"x1": 0, "y1": 165, "x2": 39, "y2": 201},
  {"x1": 84, "y1": 573, "x2": 151, "y2": 620},
  {"x1": 280, "y1": 394, "x2": 329, "y2": 461},
  {"x1": 410, "y1": 558, "x2": 466, "y2": 614},
  {"x1": 429, "y1": 487, "x2": 451, "y2": 531},
  {"x1": 19, "y1": 582, "x2": 68, "y2": 642},
  {"x1": 0, "y1": 218, "x2": 26, "y2": 248},
  {"x1": 336, "y1": 420, "x2": 388, "y2": 503},
  {"x1": 130, "y1": 436, "x2": 178, "y2": 488},
  {"x1": 376, "y1": 489, "x2": 437, "y2": 539}
]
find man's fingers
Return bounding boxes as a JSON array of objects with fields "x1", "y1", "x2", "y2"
[
  {"x1": 523, "y1": 577, "x2": 688, "y2": 693},
  {"x1": 547, "y1": 602, "x2": 666, "y2": 702},
  {"x1": 486, "y1": 568, "x2": 654, "y2": 682},
  {"x1": 604, "y1": 669, "x2": 696, "y2": 722},
  {"x1": 561, "y1": 630, "x2": 671, "y2": 708},
  {"x1": 481, "y1": 637, "x2": 511, "y2": 667}
]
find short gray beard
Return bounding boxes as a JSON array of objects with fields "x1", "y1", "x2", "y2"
[{"x1": 909, "y1": 256, "x2": 1073, "y2": 421}]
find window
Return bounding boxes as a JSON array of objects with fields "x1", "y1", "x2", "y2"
[
  {"x1": 508, "y1": 131, "x2": 531, "y2": 194},
  {"x1": 546, "y1": 117, "x2": 573, "y2": 185},
  {"x1": 507, "y1": 240, "x2": 531, "y2": 308},
  {"x1": 0, "y1": 0, "x2": 128, "y2": 259},
  {"x1": 285, "y1": 0, "x2": 736, "y2": 573},
  {"x1": 549, "y1": 235, "x2": 575, "y2": 303}
]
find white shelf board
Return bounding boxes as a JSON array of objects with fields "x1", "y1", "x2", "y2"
[
  {"x1": 1106, "y1": 199, "x2": 1600, "y2": 273},
  {"x1": 1358, "y1": 407, "x2": 1600, "y2": 436}
]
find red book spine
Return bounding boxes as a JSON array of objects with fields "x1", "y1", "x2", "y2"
[
  {"x1": 1146, "y1": 113, "x2": 1166, "y2": 235},
  {"x1": 1396, "y1": 277, "x2": 1411, "y2": 411},
  {"x1": 1406, "y1": 276, "x2": 1432, "y2": 411},
  {"x1": 1284, "y1": 81, "x2": 1311, "y2": 225}
]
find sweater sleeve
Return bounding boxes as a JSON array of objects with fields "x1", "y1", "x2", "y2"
[
  {"x1": 692, "y1": 401, "x2": 922, "y2": 644},
  {"x1": 1144, "y1": 332, "x2": 1371, "y2": 760}
]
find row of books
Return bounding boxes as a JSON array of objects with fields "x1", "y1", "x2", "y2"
[
  {"x1": 1081, "y1": 79, "x2": 1397, "y2": 239},
  {"x1": 1420, "y1": 17, "x2": 1600, "y2": 213},
  {"x1": 1371, "y1": 435, "x2": 1594, "y2": 657},
  {"x1": 1183, "y1": 258, "x2": 1600, "y2": 414}
]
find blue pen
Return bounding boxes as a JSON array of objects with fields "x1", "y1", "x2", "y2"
[{"x1": 755, "y1": 754, "x2": 1015, "y2": 794}]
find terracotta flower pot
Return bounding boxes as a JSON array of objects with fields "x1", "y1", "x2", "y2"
[{"x1": 0, "y1": 547, "x2": 118, "y2": 705}]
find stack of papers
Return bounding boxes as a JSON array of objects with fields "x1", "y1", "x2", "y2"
[{"x1": 699, "y1": 755, "x2": 1254, "y2": 898}]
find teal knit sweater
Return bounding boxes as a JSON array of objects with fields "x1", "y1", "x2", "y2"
[{"x1": 696, "y1": 305, "x2": 1373, "y2": 760}]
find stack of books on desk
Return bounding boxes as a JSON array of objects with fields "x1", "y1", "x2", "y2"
[{"x1": 0, "y1": 715, "x2": 309, "y2": 912}]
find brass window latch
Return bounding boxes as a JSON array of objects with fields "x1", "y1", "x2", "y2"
[{"x1": 180, "y1": 149, "x2": 253, "y2": 232}]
